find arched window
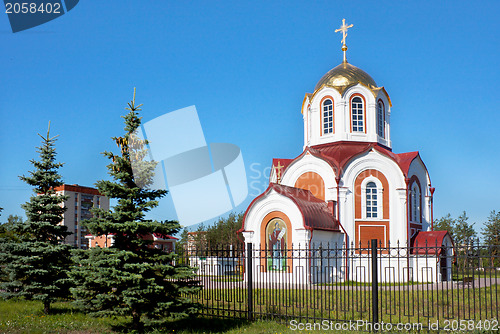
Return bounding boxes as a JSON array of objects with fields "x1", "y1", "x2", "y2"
[
  {"x1": 322, "y1": 99, "x2": 333, "y2": 134},
  {"x1": 351, "y1": 96, "x2": 364, "y2": 132},
  {"x1": 411, "y1": 183, "x2": 421, "y2": 222},
  {"x1": 377, "y1": 101, "x2": 385, "y2": 138},
  {"x1": 366, "y1": 182, "x2": 378, "y2": 218}
]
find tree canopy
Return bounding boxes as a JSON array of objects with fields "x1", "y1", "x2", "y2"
[
  {"x1": 434, "y1": 211, "x2": 477, "y2": 245},
  {"x1": 0, "y1": 215, "x2": 24, "y2": 241},
  {"x1": 0, "y1": 123, "x2": 72, "y2": 314},
  {"x1": 70, "y1": 90, "x2": 199, "y2": 331},
  {"x1": 482, "y1": 211, "x2": 500, "y2": 246},
  {"x1": 205, "y1": 212, "x2": 244, "y2": 247}
]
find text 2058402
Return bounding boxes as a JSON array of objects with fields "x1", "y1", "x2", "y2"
[{"x1": 5, "y1": 2, "x2": 61, "y2": 14}]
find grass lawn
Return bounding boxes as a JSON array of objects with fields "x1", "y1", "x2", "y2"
[
  {"x1": 0, "y1": 299, "x2": 300, "y2": 334},
  {"x1": 195, "y1": 285, "x2": 499, "y2": 324},
  {"x1": 1, "y1": 299, "x2": 498, "y2": 333},
  {"x1": 0, "y1": 299, "x2": 120, "y2": 333}
]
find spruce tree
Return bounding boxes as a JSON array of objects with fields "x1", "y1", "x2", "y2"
[
  {"x1": 0, "y1": 215, "x2": 24, "y2": 242},
  {"x1": 482, "y1": 211, "x2": 500, "y2": 267},
  {"x1": 71, "y1": 90, "x2": 199, "y2": 331},
  {"x1": 206, "y1": 212, "x2": 244, "y2": 247},
  {"x1": 0, "y1": 123, "x2": 72, "y2": 313},
  {"x1": 433, "y1": 213, "x2": 455, "y2": 237},
  {"x1": 454, "y1": 211, "x2": 477, "y2": 246},
  {"x1": 483, "y1": 210, "x2": 500, "y2": 246}
]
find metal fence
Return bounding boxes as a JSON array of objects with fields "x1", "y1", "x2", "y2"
[{"x1": 177, "y1": 240, "x2": 499, "y2": 330}]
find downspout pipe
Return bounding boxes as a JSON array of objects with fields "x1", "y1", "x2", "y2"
[
  {"x1": 430, "y1": 187, "x2": 436, "y2": 231},
  {"x1": 307, "y1": 226, "x2": 314, "y2": 284},
  {"x1": 405, "y1": 177, "x2": 411, "y2": 280},
  {"x1": 336, "y1": 176, "x2": 349, "y2": 280}
]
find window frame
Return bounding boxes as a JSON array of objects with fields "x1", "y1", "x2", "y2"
[
  {"x1": 361, "y1": 176, "x2": 384, "y2": 220},
  {"x1": 366, "y1": 182, "x2": 378, "y2": 218},
  {"x1": 377, "y1": 99, "x2": 385, "y2": 138},
  {"x1": 350, "y1": 94, "x2": 366, "y2": 133},
  {"x1": 320, "y1": 96, "x2": 334, "y2": 136},
  {"x1": 410, "y1": 181, "x2": 422, "y2": 223}
]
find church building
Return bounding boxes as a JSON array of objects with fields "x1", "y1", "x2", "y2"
[{"x1": 239, "y1": 20, "x2": 453, "y2": 283}]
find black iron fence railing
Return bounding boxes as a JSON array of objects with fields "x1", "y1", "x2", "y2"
[{"x1": 176, "y1": 240, "x2": 499, "y2": 330}]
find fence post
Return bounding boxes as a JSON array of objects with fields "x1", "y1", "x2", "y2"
[
  {"x1": 246, "y1": 242, "x2": 253, "y2": 321},
  {"x1": 371, "y1": 239, "x2": 379, "y2": 327}
]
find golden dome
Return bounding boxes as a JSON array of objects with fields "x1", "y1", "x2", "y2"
[{"x1": 314, "y1": 61, "x2": 378, "y2": 94}]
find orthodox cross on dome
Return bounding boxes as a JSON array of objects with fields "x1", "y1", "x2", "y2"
[
  {"x1": 335, "y1": 18, "x2": 353, "y2": 63},
  {"x1": 274, "y1": 161, "x2": 284, "y2": 184}
]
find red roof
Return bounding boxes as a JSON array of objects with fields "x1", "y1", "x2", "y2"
[
  {"x1": 85, "y1": 233, "x2": 177, "y2": 241},
  {"x1": 54, "y1": 184, "x2": 102, "y2": 196},
  {"x1": 411, "y1": 231, "x2": 454, "y2": 255},
  {"x1": 290, "y1": 141, "x2": 422, "y2": 179},
  {"x1": 241, "y1": 183, "x2": 339, "y2": 232},
  {"x1": 153, "y1": 233, "x2": 178, "y2": 241}
]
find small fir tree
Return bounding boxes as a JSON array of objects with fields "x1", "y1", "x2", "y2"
[
  {"x1": 71, "y1": 90, "x2": 199, "y2": 331},
  {"x1": 453, "y1": 211, "x2": 477, "y2": 246},
  {"x1": 482, "y1": 210, "x2": 500, "y2": 267},
  {"x1": 433, "y1": 213, "x2": 455, "y2": 238},
  {"x1": 483, "y1": 210, "x2": 500, "y2": 246},
  {"x1": 0, "y1": 123, "x2": 72, "y2": 313},
  {"x1": 0, "y1": 215, "x2": 24, "y2": 242},
  {"x1": 174, "y1": 228, "x2": 189, "y2": 263},
  {"x1": 206, "y1": 212, "x2": 244, "y2": 247}
]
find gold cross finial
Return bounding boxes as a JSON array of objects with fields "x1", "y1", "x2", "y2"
[
  {"x1": 335, "y1": 18, "x2": 353, "y2": 63},
  {"x1": 274, "y1": 161, "x2": 284, "y2": 184}
]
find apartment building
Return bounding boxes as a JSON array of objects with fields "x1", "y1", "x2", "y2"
[{"x1": 54, "y1": 184, "x2": 109, "y2": 248}]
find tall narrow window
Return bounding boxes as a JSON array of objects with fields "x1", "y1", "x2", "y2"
[
  {"x1": 323, "y1": 99, "x2": 333, "y2": 134},
  {"x1": 411, "y1": 183, "x2": 421, "y2": 222},
  {"x1": 377, "y1": 101, "x2": 385, "y2": 138},
  {"x1": 366, "y1": 182, "x2": 378, "y2": 218},
  {"x1": 352, "y1": 96, "x2": 364, "y2": 132}
]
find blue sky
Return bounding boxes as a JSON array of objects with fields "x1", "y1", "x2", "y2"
[{"x1": 1, "y1": 1, "x2": 499, "y2": 234}]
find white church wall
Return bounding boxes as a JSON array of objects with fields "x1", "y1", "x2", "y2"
[
  {"x1": 343, "y1": 85, "x2": 377, "y2": 144},
  {"x1": 190, "y1": 257, "x2": 238, "y2": 276},
  {"x1": 280, "y1": 153, "x2": 337, "y2": 201},
  {"x1": 412, "y1": 256, "x2": 439, "y2": 283},
  {"x1": 440, "y1": 235, "x2": 454, "y2": 282},
  {"x1": 341, "y1": 150, "x2": 407, "y2": 244},
  {"x1": 306, "y1": 86, "x2": 343, "y2": 147},
  {"x1": 243, "y1": 191, "x2": 305, "y2": 247},
  {"x1": 303, "y1": 84, "x2": 396, "y2": 149},
  {"x1": 345, "y1": 255, "x2": 440, "y2": 283},
  {"x1": 309, "y1": 231, "x2": 345, "y2": 283},
  {"x1": 243, "y1": 193, "x2": 347, "y2": 285},
  {"x1": 305, "y1": 84, "x2": 391, "y2": 148},
  {"x1": 310, "y1": 230, "x2": 344, "y2": 247},
  {"x1": 407, "y1": 157, "x2": 432, "y2": 232},
  {"x1": 375, "y1": 91, "x2": 391, "y2": 148},
  {"x1": 302, "y1": 96, "x2": 310, "y2": 148},
  {"x1": 246, "y1": 242, "x2": 311, "y2": 285},
  {"x1": 243, "y1": 189, "x2": 311, "y2": 284}
]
